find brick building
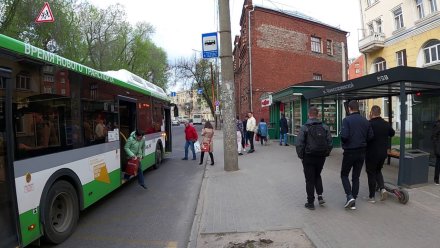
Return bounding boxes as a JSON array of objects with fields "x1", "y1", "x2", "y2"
[
  {"x1": 233, "y1": 0, "x2": 348, "y2": 121},
  {"x1": 348, "y1": 55, "x2": 365, "y2": 80}
]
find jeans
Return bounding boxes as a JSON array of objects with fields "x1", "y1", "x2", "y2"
[
  {"x1": 341, "y1": 149, "x2": 366, "y2": 199},
  {"x1": 247, "y1": 131, "x2": 255, "y2": 150},
  {"x1": 365, "y1": 157, "x2": 386, "y2": 198},
  {"x1": 303, "y1": 155, "x2": 326, "y2": 203},
  {"x1": 237, "y1": 131, "x2": 243, "y2": 153},
  {"x1": 280, "y1": 132, "x2": 287, "y2": 145},
  {"x1": 184, "y1": 141, "x2": 196, "y2": 159},
  {"x1": 435, "y1": 155, "x2": 440, "y2": 183}
]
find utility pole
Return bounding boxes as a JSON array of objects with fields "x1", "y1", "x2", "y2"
[{"x1": 218, "y1": 0, "x2": 238, "y2": 171}]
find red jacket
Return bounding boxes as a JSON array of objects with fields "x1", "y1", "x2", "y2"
[{"x1": 185, "y1": 125, "x2": 198, "y2": 141}]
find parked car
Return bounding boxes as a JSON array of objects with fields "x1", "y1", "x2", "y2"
[{"x1": 172, "y1": 119, "x2": 180, "y2": 126}]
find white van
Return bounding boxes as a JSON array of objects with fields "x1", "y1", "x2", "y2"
[{"x1": 192, "y1": 114, "x2": 203, "y2": 125}]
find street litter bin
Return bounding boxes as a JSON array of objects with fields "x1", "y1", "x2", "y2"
[{"x1": 401, "y1": 149, "x2": 430, "y2": 186}]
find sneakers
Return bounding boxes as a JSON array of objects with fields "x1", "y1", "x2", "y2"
[
  {"x1": 367, "y1": 197, "x2": 376, "y2": 203},
  {"x1": 285, "y1": 144, "x2": 289, "y2": 146},
  {"x1": 344, "y1": 197, "x2": 355, "y2": 209},
  {"x1": 304, "y1": 202, "x2": 315, "y2": 210},
  {"x1": 435, "y1": 179, "x2": 439, "y2": 185},
  {"x1": 350, "y1": 202, "x2": 356, "y2": 210},
  {"x1": 380, "y1": 188, "x2": 388, "y2": 201},
  {"x1": 140, "y1": 184, "x2": 147, "y2": 189},
  {"x1": 238, "y1": 153, "x2": 243, "y2": 155},
  {"x1": 318, "y1": 195, "x2": 326, "y2": 205},
  {"x1": 182, "y1": 158, "x2": 188, "y2": 160},
  {"x1": 247, "y1": 149, "x2": 255, "y2": 153}
]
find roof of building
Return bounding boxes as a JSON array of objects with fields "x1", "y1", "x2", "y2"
[{"x1": 255, "y1": 4, "x2": 348, "y2": 34}]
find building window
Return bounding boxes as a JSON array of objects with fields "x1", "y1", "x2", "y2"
[
  {"x1": 368, "y1": 23, "x2": 374, "y2": 35},
  {"x1": 16, "y1": 73, "x2": 31, "y2": 90},
  {"x1": 393, "y1": 7, "x2": 404, "y2": 30},
  {"x1": 326, "y1": 40, "x2": 333, "y2": 55},
  {"x1": 376, "y1": 19, "x2": 383, "y2": 33},
  {"x1": 374, "y1": 58, "x2": 387, "y2": 72},
  {"x1": 396, "y1": 49, "x2": 407, "y2": 66},
  {"x1": 355, "y1": 68, "x2": 360, "y2": 74},
  {"x1": 90, "y1": 83, "x2": 98, "y2": 99},
  {"x1": 429, "y1": 0, "x2": 438, "y2": 13},
  {"x1": 367, "y1": 0, "x2": 371, "y2": 6},
  {"x1": 311, "y1": 37, "x2": 322, "y2": 53},
  {"x1": 313, "y1": 74, "x2": 322, "y2": 80},
  {"x1": 416, "y1": 0, "x2": 425, "y2": 19},
  {"x1": 423, "y1": 40, "x2": 440, "y2": 64}
]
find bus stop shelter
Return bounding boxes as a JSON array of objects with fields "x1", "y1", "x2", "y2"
[{"x1": 302, "y1": 66, "x2": 440, "y2": 186}]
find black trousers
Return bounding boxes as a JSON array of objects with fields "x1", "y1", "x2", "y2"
[
  {"x1": 341, "y1": 149, "x2": 366, "y2": 199},
  {"x1": 247, "y1": 131, "x2": 255, "y2": 150},
  {"x1": 365, "y1": 157, "x2": 386, "y2": 198},
  {"x1": 200, "y1": 152, "x2": 214, "y2": 163},
  {"x1": 435, "y1": 155, "x2": 440, "y2": 183},
  {"x1": 302, "y1": 155, "x2": 326, "y2": 203}
]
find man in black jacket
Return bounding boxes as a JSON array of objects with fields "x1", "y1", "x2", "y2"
[
  {"x1": 296, "y1": 107, "x2": 332, "y2": 210},
  {"x1": 432, "y1": 115, "x2": 440, "y2": 185},
  {"x1": 366, "y1": 106, "x2": 395, "y2": 203},
  {"x1": 340, "y1": 100, "x2": 374, "y2": 210},
  {"x1": 280, "y1": 113, "x2": 289, "y2": 146}
]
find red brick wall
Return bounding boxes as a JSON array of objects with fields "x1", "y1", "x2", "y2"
[
  {"x1": 348, "y1": 55, "x2": 365, "y2": 80},
  {"x1": 234, "y1": 6, "x2": 348, "y2": 122}
]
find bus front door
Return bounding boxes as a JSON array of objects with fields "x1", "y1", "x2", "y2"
[{"x1": 0, "y1": 69, "x2": 19, "y2": 247}]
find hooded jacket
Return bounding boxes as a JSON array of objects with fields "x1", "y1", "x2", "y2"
[{"x1": 124, "y1": 131, "x2": 145, "y2": 159}]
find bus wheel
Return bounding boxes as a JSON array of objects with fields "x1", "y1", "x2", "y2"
[
  {"x1": 153, "y1": 146, "x2": 162, "y2": 169},
  {"x1": 43, "y1": 180, "x2": 79, "y2": 244}
]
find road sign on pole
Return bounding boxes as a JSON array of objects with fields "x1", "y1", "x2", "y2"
[
  {"x1": 215, "y1": 100, "x2": 220, "y2": 106},
  {"x1": 35, "y1": 2, "x2": 55, "y2": 23},
  {"x1": 170, "y1": 92, "x2": 176, "y2": 97},
  {"x1": 202, "y1": 32, "x2": 218, "y2": 59}
]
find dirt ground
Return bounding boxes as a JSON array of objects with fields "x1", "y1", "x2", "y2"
[{"x1": 196, "y1": 229, "x2": 315, "y2": 248}]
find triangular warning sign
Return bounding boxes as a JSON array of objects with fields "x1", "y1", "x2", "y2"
[
  {"x1": 35, "y1": 2, "x2": 55, "y2": 23},
  {"x1": 95, "y1": 164, "x2": 111, "y2": 184}
]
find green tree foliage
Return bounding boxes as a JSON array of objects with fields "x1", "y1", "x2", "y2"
[
  {"x1": 0, "y1": 0, "x2": 168, "y2": 89},
  {"x1": 173, "y1": 56, "x2": 218, "y2": 117}
]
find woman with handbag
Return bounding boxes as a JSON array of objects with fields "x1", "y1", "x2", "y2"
[
  {"x1": 124, "y1": 130, "x2": 147, "y2": 189},
  {"x1": 199, "y1": 121, "x2": 215, "y2": 165}
]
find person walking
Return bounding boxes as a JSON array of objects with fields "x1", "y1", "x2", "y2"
[
  {"x1": 257, "y1": 118, "x2": 268, "y2": 145},
  {"x1": 199, "y1": 121, "x2": 215, "y2": 165},
  {"x1": 280, "y1": 113, "x2": 289, "y2": 146},
  {"x1": 246, "y1": 112, "x2": 257, "y2": 153},
  {"x1": 296, "y1": 107, "x2": 333, "y2": 210},
  {"x1": 242, "y1": 115, "x2": 249, "y2": 149},
  {"x1": 432, "y1": 114, "x2": 440, "y2": 185},
  {"x1": 183, "y1": 121, "x2": 198, "y2": 160},
  {"x1": 236, "y1": 115, "x2": 244, "y2": 155},
  {"x1": 124, "y1": 130, "x2": 147, "y2": 189},
  {"x1": 340, "y1": 100, "x2": 374, "y2": 210},
  {"x1": 366, "y1": 105, "x2": 395, "y2": 203}
]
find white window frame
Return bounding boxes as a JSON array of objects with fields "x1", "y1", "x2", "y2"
[
  {"x1": 16, "y1": 74, "x2": 31, "y2": 90},
  {"x1": 416, "y1": 0, "x2": 425, "y2": 19},
  {"x1": 375, "y1": 19, "x2": 383, "y2": 33},
  {"x1": 313, "y1": 73, "x2": 322, "y2": 80},
  {"x1": 367, "y1": 0, "x2": 372, "y2": 7},
  {"x1": 368, "y1": 23, "x2": 374, "y2": 35},
  {"x1": 429, "y1": 0, "x2": 438, "y2": 12},
  {"x1": 311, "y1": 37, "x2": 322, "y2": 53},
  {"x1": 423, "y1": 41, "x2": 440, "y2": 64},
  {"x1": 355, "y1": 68, "x2": 360, "y2": 74},
  {"x1": 393, "y1": 7, "x2": 404, "y2": 30},
  {"x1": 326, "y1": 40, "x2": 333, "y2": 55},
  {"x1": 374, "y1": 59, "x2": 386, "y2": 72},
  {"x1": 396, "y1": 50, "x2": 407, "y2": 66}
]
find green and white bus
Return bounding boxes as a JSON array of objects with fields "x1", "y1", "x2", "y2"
[{"x1": 0, "y1": 34, "x2": 172, "y2": 247}]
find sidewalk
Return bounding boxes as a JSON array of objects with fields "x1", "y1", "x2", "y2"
[{"x1": 190, "y1": 132, "x2": 440, "y2": 248}]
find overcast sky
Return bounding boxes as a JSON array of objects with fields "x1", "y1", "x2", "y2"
[{"x1": 89, "y1": 0, "x2": 362, "y2": 60}]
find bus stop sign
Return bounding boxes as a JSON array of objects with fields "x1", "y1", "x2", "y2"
[{"x1": 202, "y1": 32, "x2": 218, "y2": 59}]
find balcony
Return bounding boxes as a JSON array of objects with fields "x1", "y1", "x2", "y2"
[{"x1": 359, "y1": 32, "x2": 385, "y2": 53}]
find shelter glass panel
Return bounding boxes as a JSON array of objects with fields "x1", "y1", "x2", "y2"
[{"x1": 292, "y1": 97, "x2": 302, "y2": 135}]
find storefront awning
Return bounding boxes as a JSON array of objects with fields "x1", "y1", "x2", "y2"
[{"x1": 303, "y1": 66, "x2": 440, "y2": 100}]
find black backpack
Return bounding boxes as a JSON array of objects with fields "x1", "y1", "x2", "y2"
[{"x1": 305, "y1": 123, "x2": 329, "y2": 157}]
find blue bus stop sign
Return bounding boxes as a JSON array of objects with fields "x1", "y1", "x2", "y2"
[
  {"x1": 197, "y1": 89, "x2": 203, "y2": 94},
  {"x1": 202, "y1": 32, "x2": 218, "y2": 59}
]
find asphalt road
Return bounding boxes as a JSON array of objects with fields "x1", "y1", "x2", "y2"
[{"x1": 35, "y1": 125, "x2": 204, "y2": 248}]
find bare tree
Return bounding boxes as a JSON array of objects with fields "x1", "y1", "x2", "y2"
[{"x1": 173, "y1": 56, "x2": 218, "y2": 118}]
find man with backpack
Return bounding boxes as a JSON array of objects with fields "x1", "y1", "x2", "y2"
[{"x1": 296, "y1": 106, "x2": 333, "y2": 210}]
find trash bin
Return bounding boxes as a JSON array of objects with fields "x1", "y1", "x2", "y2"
[{"x1": 401, "y1": 149, "x2": 430, "y2": 186}]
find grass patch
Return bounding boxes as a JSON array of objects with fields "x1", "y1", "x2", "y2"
[{"x1": 391, "y1": 136, "x2": 412, "y2": 146}]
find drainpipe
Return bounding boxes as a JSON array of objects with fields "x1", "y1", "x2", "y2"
[
  {"x1": 248, "y1": 5, "x2": 255, "y2": 112},
  {"x1": 341, "y1": 41, "x2": 347, "y2": 81}
]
